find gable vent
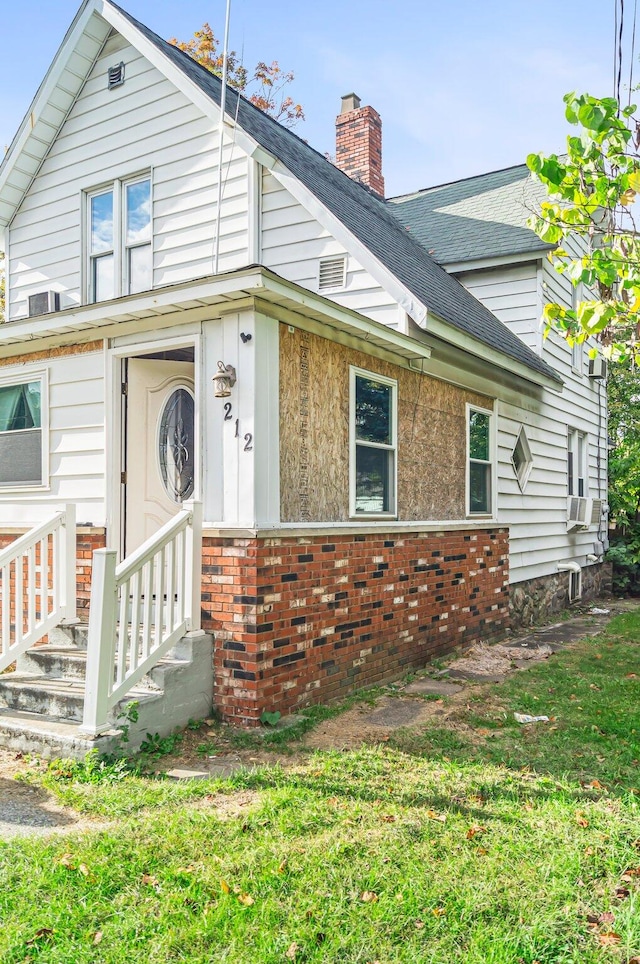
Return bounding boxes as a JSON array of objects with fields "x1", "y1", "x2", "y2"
[
  {"x1": 108, "y1": 62, "x2": 125, "y2": 90},
  {"x1": 318, "y1": 256, "x2": 347, "y2": 291}
]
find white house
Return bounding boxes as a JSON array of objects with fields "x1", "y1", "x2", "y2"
[{"x1": 0, "y1": 0, "x2": 608, "y2": 753}]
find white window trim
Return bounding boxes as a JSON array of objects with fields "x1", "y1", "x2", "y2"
[
  {"x1": 84, "y1": 171, "x2": 153, "y2": 305},
  {"x1": 349, "y1": 366, "x2": 398, "y2": 519},
  {"x1": 466, "y1": 403, "x2": 496, "y2": 518},
  {"x1": 0, "y1": 369, "x2": 49, "y2": 492},
  {"x1": 512, "y1": 424, "x2": 533, "y2": 492},
  {"x1": 567, "y1": 427, "x2": 588, "y2": 498}
]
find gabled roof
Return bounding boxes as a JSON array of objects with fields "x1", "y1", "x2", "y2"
[
  {"x1": 0, "y1": 1, "x2": 561, "y2": 388},
  {"x1": 389, "y1": 164, "x2": 553, "y2": 266}
]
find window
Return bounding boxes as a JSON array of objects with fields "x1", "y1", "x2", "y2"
[
  {"x1": 0, "y1": 376, "x2": 46, "y2": 487},
  {"x1": 467, "y1": 406, "x2": 494, "y2": 515},
  {"x1": 512, "y1": 425, "x2": 533, "y2": 491},
  {"x1": 87, "y1": 175, "x2": 151, "y2": 303},
  {"x1": 567, "y1": 428, "x2": 587, "y2": 497},
  {"x1": 350, "y1": 368, "x2": 397, "y2": 516}
]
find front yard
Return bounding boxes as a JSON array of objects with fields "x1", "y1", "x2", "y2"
[{"x1": 1, "y1": 610, "x2": 639, "y2": 963}]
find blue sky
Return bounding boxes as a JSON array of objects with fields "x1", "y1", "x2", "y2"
[{"x1": 0, "y1": 1, "x2": 627, "y2": 196}]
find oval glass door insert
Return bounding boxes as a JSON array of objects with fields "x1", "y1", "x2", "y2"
[{"x1": 158, "y1": 387, "x2": 195, "y2": 503}]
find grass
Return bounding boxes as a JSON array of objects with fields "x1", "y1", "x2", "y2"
[{"x1": 1, "y1": 612, "x2": 639, "y2": 963}]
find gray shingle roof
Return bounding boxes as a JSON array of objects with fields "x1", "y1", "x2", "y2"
[
  {"x1": 110, "y1": 3, "x2": 560, "y2": 386},
  {"x1": 389, "y1": 165, "x2": 553, "y2": 265}
]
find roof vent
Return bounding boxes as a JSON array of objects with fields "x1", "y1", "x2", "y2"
[
  {"x1": 318, "y1": 256, "x2": 347, "y2": 291},
  {"x1": 108, "y1": 62, "x2": 125, "y2": 90}
]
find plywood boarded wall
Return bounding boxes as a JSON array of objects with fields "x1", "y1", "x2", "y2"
[{"x1": 279, "y1": 325, "x2": 492, "y2": 522}]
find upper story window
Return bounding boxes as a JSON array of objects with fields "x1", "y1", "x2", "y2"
[
  {"x1": 350, "y1": 367, "x2": 397, "y2": 516},
  {"x1": 0, "y1": 374, "x2": 47, "y2": 488},
  {"x1": 567, "y1": 427, "x2": 587, "y2": 497},
  {"x1": 467, "y1": 405, "x2": 494, "y2": 515},
  {"x1": 87, "y1": 175, "x2": 152, "y2": 303}
]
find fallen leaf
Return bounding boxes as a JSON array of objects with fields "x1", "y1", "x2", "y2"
[
  {"x1": 360, "y1": 891, "x2": 378, "y2": 903},
  {"x1": 466, "y1": 825, "x2": 487, "y2": 839},
  {"x1": 575, "y1": 812, "x2": 589, "y2": 828},
  {"x1": 584, "y1": 846, "x2": 596, "y2": 857},
  {"x1": 476, "y1": 847, "x2": 489, "y2": 855},
  {"x1": 432, "y1": 906, "x2": 446, "y2": 916},
  {"x1": 414, "y1": 920, "x2": 425, "y2": 930},
  {"x1": 620, "y1": 867, "x2": 640, "y2": 882},
  {"x1": 285, "y1": 942, "x2": 298, "y2": 960},
  {"x1": 141, "y1": 874, "x2": 159, "y2": 887},
  {"x1": 625, "y1": 673, "x2": 637, "y2": 679},
  {"x1": 277, "y1": 860, "x2": 288, "y2": 874},
  {"x1": 426, "y1": 810, "x2": 446, "y2": 823},
  {"x1": 614, "y1": 887, "x2": 630, "y2": 900},
  {"x1": 381, "y1": 815, "x2": 396, "y2": 823},
  {"x1": 220, "y1": 879, "x2": 231, "y2": 894},
  {"x1": 26, "y1": 929, "x2": 54, "y2": 947},
  {"x1": 92, "y1": 932, "x2": 103, "y2": 946},
  {"x1": 599, "y1": 912, "x2": 616, "y2": 924},
  {"x1": 597, "y1": 932, "x2": 622, "y2": 946},
  {"x1": 58, "y1": 853, "x2": 74, "y2": 868},
  {"x1": 78, "y1": 864, "x2": 90, "y2": 877},
  {"x1": 237, "y1": 892, "x2": 255, "y2": 906}
]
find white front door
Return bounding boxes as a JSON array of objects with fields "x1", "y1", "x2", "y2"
[{"x1": 125, "y1": 358, "x2": 196, "y2": 554}]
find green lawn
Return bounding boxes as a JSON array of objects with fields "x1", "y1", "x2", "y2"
[{"x1": 1, "y1": 612, "x2": 639, "y2": 963}]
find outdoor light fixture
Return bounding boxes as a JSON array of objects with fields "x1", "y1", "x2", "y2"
[{"x1": 212, "y1": 361, "x2": 237, "y2": 398}]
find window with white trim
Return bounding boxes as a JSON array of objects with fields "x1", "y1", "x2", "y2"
[
  {"x1": 567, "y1": 428, "x2": 587, "y2": 497},
  {"x1": 350, "y1": 368, "x2": 397, "y2": 516},
  {"x1": 0, "y1": 375, "x2": 46, "y2": 487},
  {"x1": 467, "y1": 406, "x2": 494, "y2": 515},
  {"x1": 87, "y1": 175, "x2": 152, "y2": 303}
]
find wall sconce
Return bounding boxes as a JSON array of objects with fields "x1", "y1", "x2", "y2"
[{"x1": 212, "y1": 361, "x2": 237, "y2": 398}]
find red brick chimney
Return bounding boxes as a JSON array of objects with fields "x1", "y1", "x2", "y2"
[{"x1": 335, "y1": 93, "x2": 385, "y2": 198}]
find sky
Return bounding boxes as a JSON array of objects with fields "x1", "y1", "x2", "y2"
[{"x1": 0, "y1": 1, "x2": 631, "y2": 197}]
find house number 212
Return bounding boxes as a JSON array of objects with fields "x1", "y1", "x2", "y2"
[{"x1": 223, "y1": 404, "x2": 253, "y2": 451}]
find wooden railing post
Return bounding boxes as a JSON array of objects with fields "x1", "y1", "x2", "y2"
[
  {"x1": 80, "y1": 549, "x2": 118, "y2": 737},
  {"x1": 183, "y1": 500, "x2": 202, "y2": 632},
  {"x1": 60, "y1": 503, "x2": 77, "y2": 623}
]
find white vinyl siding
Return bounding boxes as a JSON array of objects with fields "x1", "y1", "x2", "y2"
[
  {"x1": 455, "y1": 263, "x2": 540, "y2": 353},
  {"x1": 261, "y1": 171, "x2": 403, "y2": 329},
  {"x1": 8, "y1": 33, "x2": 249, "y2": 319},
  {"x1": 0, "y1": 349, "x2": 106, "y2": 527}
]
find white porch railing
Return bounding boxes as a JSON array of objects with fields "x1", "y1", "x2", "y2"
[
  {"x1": 81, "y1": 501, "x2": 202, "y2": 737},
  {"x1": 0, "y1": 505, "x2": 77, "y2": 674}
]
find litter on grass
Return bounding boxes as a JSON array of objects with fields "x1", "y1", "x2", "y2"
[
  {"x1": 588, "y1": 607, "x2": 610, "y2": 615},
  {"x1": 514, "y1": 713, "x2": 550, "y2": 724}
]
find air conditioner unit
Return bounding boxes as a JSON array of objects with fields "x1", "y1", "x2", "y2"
[
  {"x1": 587, "y1": 498, "x2": 605, "y2": 526},
  {"x1": 28, "y1": 291, "x2": 60, "y2": 317},
  {"x1": 567, "y1": 495, "x2": 589, "y2": 531},
  {"x1": 588, "y1": 356, "x2": 607, "y2": 379}
]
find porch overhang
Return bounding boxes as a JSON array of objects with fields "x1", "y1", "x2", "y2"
[{"x1": 0, "y1": 266, "x2": 433, "y2": 371}]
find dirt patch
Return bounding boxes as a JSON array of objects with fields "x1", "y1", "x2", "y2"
[{"x1": 193, "y1": 789, "x2": 263, "y2": 820}]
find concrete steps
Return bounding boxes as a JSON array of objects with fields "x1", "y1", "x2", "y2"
[{"x1": 0, "y1": 626, "x2": 214, "y2": 759}]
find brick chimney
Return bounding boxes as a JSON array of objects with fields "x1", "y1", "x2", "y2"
[{"x1": 335, "y1": 93, "x2": 385, "y2": 198}]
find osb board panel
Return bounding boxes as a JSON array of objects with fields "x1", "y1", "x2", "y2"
[
  {"x1": 0, "y1": 340, "x2": 103, "y2": 367},
  {"x1": 279, "y1": 325, "x2": 492, "y2": 522}
]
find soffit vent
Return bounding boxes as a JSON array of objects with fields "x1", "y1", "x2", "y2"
[
  {"x1": 318, "y1": 255, "x2": 347, "y2": 292},
  {"x1": 108, "y1": 62, "x2": 125, "y2": 90}
]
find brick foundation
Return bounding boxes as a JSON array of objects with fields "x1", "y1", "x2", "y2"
[
  {"x1": 0, "y1": 528, "x2": 106, "y2": 628},
  {"x1": 201, "y1": 527, "x2": 509, "y2": 725}
]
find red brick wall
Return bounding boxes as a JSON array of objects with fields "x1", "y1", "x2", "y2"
[
  {"x1": 335, "y1": 104, "x2": 385, "y2": 197},
  {"x1": 202, "y1": 528, "x2": 509, "y2": 725},
  {"x1": 0, "y1": 528, "x2": 106, "y2": 629}
]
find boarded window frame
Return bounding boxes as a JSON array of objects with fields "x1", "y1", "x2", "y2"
[
  {"x1": 0, "y1": 370, "x2": 48, "y2": 490},
  {"x1": 349, "y1": 366, "x2": 397, "y2": 518}
]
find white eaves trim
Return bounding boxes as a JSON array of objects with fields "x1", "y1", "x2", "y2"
[{"x1": 444, "y1": 251, "x2": 549, "y2": 274}]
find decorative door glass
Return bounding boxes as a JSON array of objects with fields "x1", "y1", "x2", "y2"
[{"x1": 157, "y1": 388, "x2": 195, "y2": 503}]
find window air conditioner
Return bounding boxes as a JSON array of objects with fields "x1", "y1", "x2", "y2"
[
  {"x1": 587, "y1": 498, "x2": 605, "y2": 526},
  {"x1": 28, "y1": 291, "x2": 60, "y2": 317},
  {"x1": 567, "y1": 495, "x2": 589, "y2": 531},
  {"x1": 588, "y1": 356, "x2": 607, "y2": 379}
]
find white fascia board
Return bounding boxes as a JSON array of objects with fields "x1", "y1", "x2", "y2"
[
  {"x1": 425, "y1": 310, "x2": 563, "y2": 392},
  {"x1": 0, "y1": 0, "x2": 107, "y2": 228},
  {"x1": 268, "y1": 161, "x2": 428, "y2": 328},
  {"x1": 445, "y1": 251, "x2": 548, "y2": 273},
  {"x1": 259, "y1": 273, "x2": 432, "y2": 363}
]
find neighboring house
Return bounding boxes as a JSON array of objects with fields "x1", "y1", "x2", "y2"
[{"x1": 0, "y1": 0, "x2": 608, "y2": 752}]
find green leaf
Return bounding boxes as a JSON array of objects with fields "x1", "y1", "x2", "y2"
[
  {"x1": 260, "y1": 710, "x2": 281, "y2": 727},
  {"x1": 578, "y1": 102, "x2": 607, "y2": 132}
]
